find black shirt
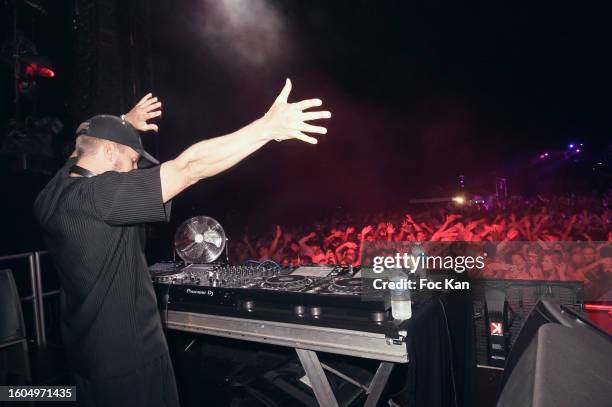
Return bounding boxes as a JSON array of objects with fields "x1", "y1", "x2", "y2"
[{"x1": 34, "y1": 158, "x2": 172, "y2": 378}]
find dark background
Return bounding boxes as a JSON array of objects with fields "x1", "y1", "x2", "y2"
[{"x1": 1, "y1": 0, "x2": 610, "y2": 255}]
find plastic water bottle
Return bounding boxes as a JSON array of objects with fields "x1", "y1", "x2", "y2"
[
  {"x1": 390, "y1": 290, "x2": 412, "y2": 320},
  {"x1": 389, "y1": 271, "x2": 412, "y2": 320}
]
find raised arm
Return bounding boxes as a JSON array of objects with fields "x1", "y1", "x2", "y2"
[
  {"x1": 268, "y1": 225, "x2": 283, "y2": 258},
  {"x1": 561, "y1": 215, "x2": 578, "y2": 241},
  {"x1": 299, "y1": 232, "x2": 317, "y2": 257},
  {"x1": 431, "y1": 214, "x2": 461, "y2": 241},
  {"x1": 160, "y1": 79, "x2": 331, "y2": 203},
  {"x1": 69, "y1": 93, "x2": 163, "y2": 158}
]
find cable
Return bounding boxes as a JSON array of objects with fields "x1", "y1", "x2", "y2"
[
  {"x1": 259, "y1": 259, "x2": 280, "y2": 269},
  {"x1": 438, "y1": 298, "x2": 459, "y2": 407},
  {"x1": 163, "y1": 280, "x2": 173, "y2": 332}
]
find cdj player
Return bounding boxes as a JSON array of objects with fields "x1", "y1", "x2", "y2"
[{"x1": 151, "y1": 262, "x2": 397, "y2": 334}]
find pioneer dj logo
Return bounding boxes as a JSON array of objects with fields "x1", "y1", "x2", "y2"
[
  {"x1": 489, "y1": 322, "x2": 504, "y2": 336},
  {"x1": 186, "y1": 288, "x2": 213, "y2": 296}
]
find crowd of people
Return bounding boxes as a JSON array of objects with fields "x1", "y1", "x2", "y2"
[{"x1": 230, "y1": 194, "x2": 611, "y2": 298}]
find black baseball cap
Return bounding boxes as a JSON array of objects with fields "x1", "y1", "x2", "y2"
[{"x1": 76, "y1": 115, "x2": 159, "y2": 168}]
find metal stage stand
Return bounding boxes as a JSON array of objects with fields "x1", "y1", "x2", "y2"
[{"x1": 166, "y1": 311, "x2": 409, "y2": 406}]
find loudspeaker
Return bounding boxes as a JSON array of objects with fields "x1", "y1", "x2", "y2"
[
  {"x1": 497, "y1": 323, "x2": 612, "y2": 407},
  {"x1": 501, "y1": 300, "x2": 593, "y2": 386}
]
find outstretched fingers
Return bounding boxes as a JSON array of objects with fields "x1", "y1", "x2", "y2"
[
  {"x1": 293, "y1": 98, "x2": 322, "y2": 111},
  {"x1": 290, "y1": 130, "x2": 318, "y2": 144},
  {"x1": 136, "y1": 93, "x2": 153, "y2": 106},
  {"x1": 290, "y1": 100, "x2": 330, "y2": 143},
  {"x1": 144, "y1": 123, "x2": 159, "y2": 132},
  {"x1": 275, "y1": 78, "x2": 292, "y2": 104},
  {"x1": 301, "y1": 110, "x2": 332, "y2": 121},
  {"x1": 146, "y1": 110, "x2": 162, "y2": 119},
  {"x1": 267, "y1": 79, "x2": 331, "y2": 144},
  {"x1": 141, "y1": 98, "x2": 160, "y2": 110},
  {"x1": 298, "y1": 122, "x2": 327, "y2": 134},
  {"x1": 145, "y1": 101, "x2": 162, "y2": 111}
]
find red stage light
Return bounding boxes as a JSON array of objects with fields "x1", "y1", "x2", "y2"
[
  {"x1": 584, "y1": 303, "x2": 612, "y2": 314},
  {"x1": 38, "y1": 67, "x2": 55, "y2": 77},
  {"x1": 25, "y1": 63, "x2": 55, "y2": 78},
  {"x1": 25, "y1": 63, "x2": 38, "y2": 76}
]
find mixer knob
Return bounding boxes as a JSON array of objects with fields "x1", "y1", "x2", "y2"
[
  {"x1": 310, "y1": 307, "x2": 323, "y2": 319},
  {"x1": 294, "y1": 305, "x2": 306, "y2": 317},
  {"x1": 243, "y1": 301, "x2": 254, "y2": 312}
]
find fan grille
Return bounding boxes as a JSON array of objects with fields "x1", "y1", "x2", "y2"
[{"x1": 174, "y1": 216, "x2": 226, "y2": 263}]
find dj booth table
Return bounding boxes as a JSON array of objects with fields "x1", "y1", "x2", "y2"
[
  {"x1": 165, "y1": 310, "x2": 407, "y2": 407},
  {"x1": 162, "y1": 302, "x2": 460, "y2": 407},
  {"x1": 152, "y1": 262, "x2": 461, "y2": 406}
]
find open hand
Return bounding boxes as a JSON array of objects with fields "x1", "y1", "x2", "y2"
[
  {"x1": 261, "y1": 79, "x2": 332, "y2": 144},
  {"x1": 401, "y1": 219, "x2": 411, "y2": 232},
  {"x1": 507, "y1": 228, "x2": 519, "y2": 240},
  {"x1": 445, "y1": 214, "x2": 462, "y2": 224},
  {"x1": 344, "y1": 242, "x2": 358, "y2": 250},
  {"x1": 124, "y1": 93, "x2": 162, "y2": 132},
  {"x1": 361, "y1": 225, "x2": 373, "y2": 236}
]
